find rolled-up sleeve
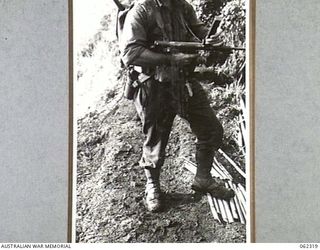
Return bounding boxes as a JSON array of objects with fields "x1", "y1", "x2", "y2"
[{"x1": 119, "y1": 4, "x2": 149, "y2": 66}]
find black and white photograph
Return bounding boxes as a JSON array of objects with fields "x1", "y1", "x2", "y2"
[{"x1": 74, "y1": 0, "x2": 251, "y2": 243}]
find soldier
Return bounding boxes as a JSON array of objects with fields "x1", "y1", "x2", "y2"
[{"x1": 120, "y1": 0, "x2": 235, "y2": 212}]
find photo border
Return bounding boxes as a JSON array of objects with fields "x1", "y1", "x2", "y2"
[
  {"x1": 68, "y1": 0, "x2": 74, "y2": 243},
  {"x1": 248, "y1": 0, "x2": 256, "y2": 243}
]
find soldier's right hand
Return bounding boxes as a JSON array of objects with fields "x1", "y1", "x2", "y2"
[{"x1": 171, "y1": 53, "x2": 199, "y2": 66}]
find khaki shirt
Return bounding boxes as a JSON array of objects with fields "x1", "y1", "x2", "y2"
[{"x1": 120, "y1": 0, "x2": 208, "y2": 69}]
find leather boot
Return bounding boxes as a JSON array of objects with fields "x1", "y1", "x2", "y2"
[
  {"x1": 195, "y1": 148, "x2": 214, "y2": 179},
  {"x1": 193, "y1": 149, "x2": 234, "y2": 200},
  {"x1": 191, "y1": 176, "x2": 235, "y2": 200},
  {"x1": 144, "y1": 167, "x2": 163, "y2": 212}
]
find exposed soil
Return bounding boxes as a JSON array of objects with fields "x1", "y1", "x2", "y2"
[{"x1": 76, "y1": 83, "x2": 246, "y2": 243}]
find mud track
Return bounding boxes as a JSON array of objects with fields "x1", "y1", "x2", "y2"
[{"x1": 76, "y1": 87, "x2": 246, "y2": 243}]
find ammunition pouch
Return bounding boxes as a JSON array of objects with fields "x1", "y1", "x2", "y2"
[
  {"x1": 124, "y1": 66, "x2": 152, "y2": 100},
  {"x1": 124, "y1": 67, "x2": 139, "y2": 100}
]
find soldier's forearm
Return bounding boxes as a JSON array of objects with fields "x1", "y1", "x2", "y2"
[{"x1": 132, "y1": 49, "x2": 171, "y2": 67}]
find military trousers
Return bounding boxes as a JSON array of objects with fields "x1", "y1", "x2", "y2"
[{"x1": 133, "y1": 77, "x2": 223, "y2": 178}]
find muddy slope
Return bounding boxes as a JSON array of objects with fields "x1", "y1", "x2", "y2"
[{"x1": 76, "y1": 86, "x2": 246, "y2": 243}]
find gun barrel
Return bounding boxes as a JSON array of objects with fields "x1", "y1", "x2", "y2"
[
  {"x1": 154, "y1": 40, "x2": 245, "y2": 52},
  {"x1": 154, "y1": 41, "x2": 205, "y2": 49}
]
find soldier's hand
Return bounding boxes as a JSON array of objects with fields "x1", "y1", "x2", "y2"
[{"x1": 171, "y1": 53, "x2": 199, "y2": 66}]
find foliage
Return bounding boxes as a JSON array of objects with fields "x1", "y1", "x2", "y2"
[{"x1": 193, "y1": 0, "x2": 227, "y2": 23}]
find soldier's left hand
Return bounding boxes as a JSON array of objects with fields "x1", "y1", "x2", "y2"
[{"x1": 171, "y1": 53, "x2": 199, "y2": 66}]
